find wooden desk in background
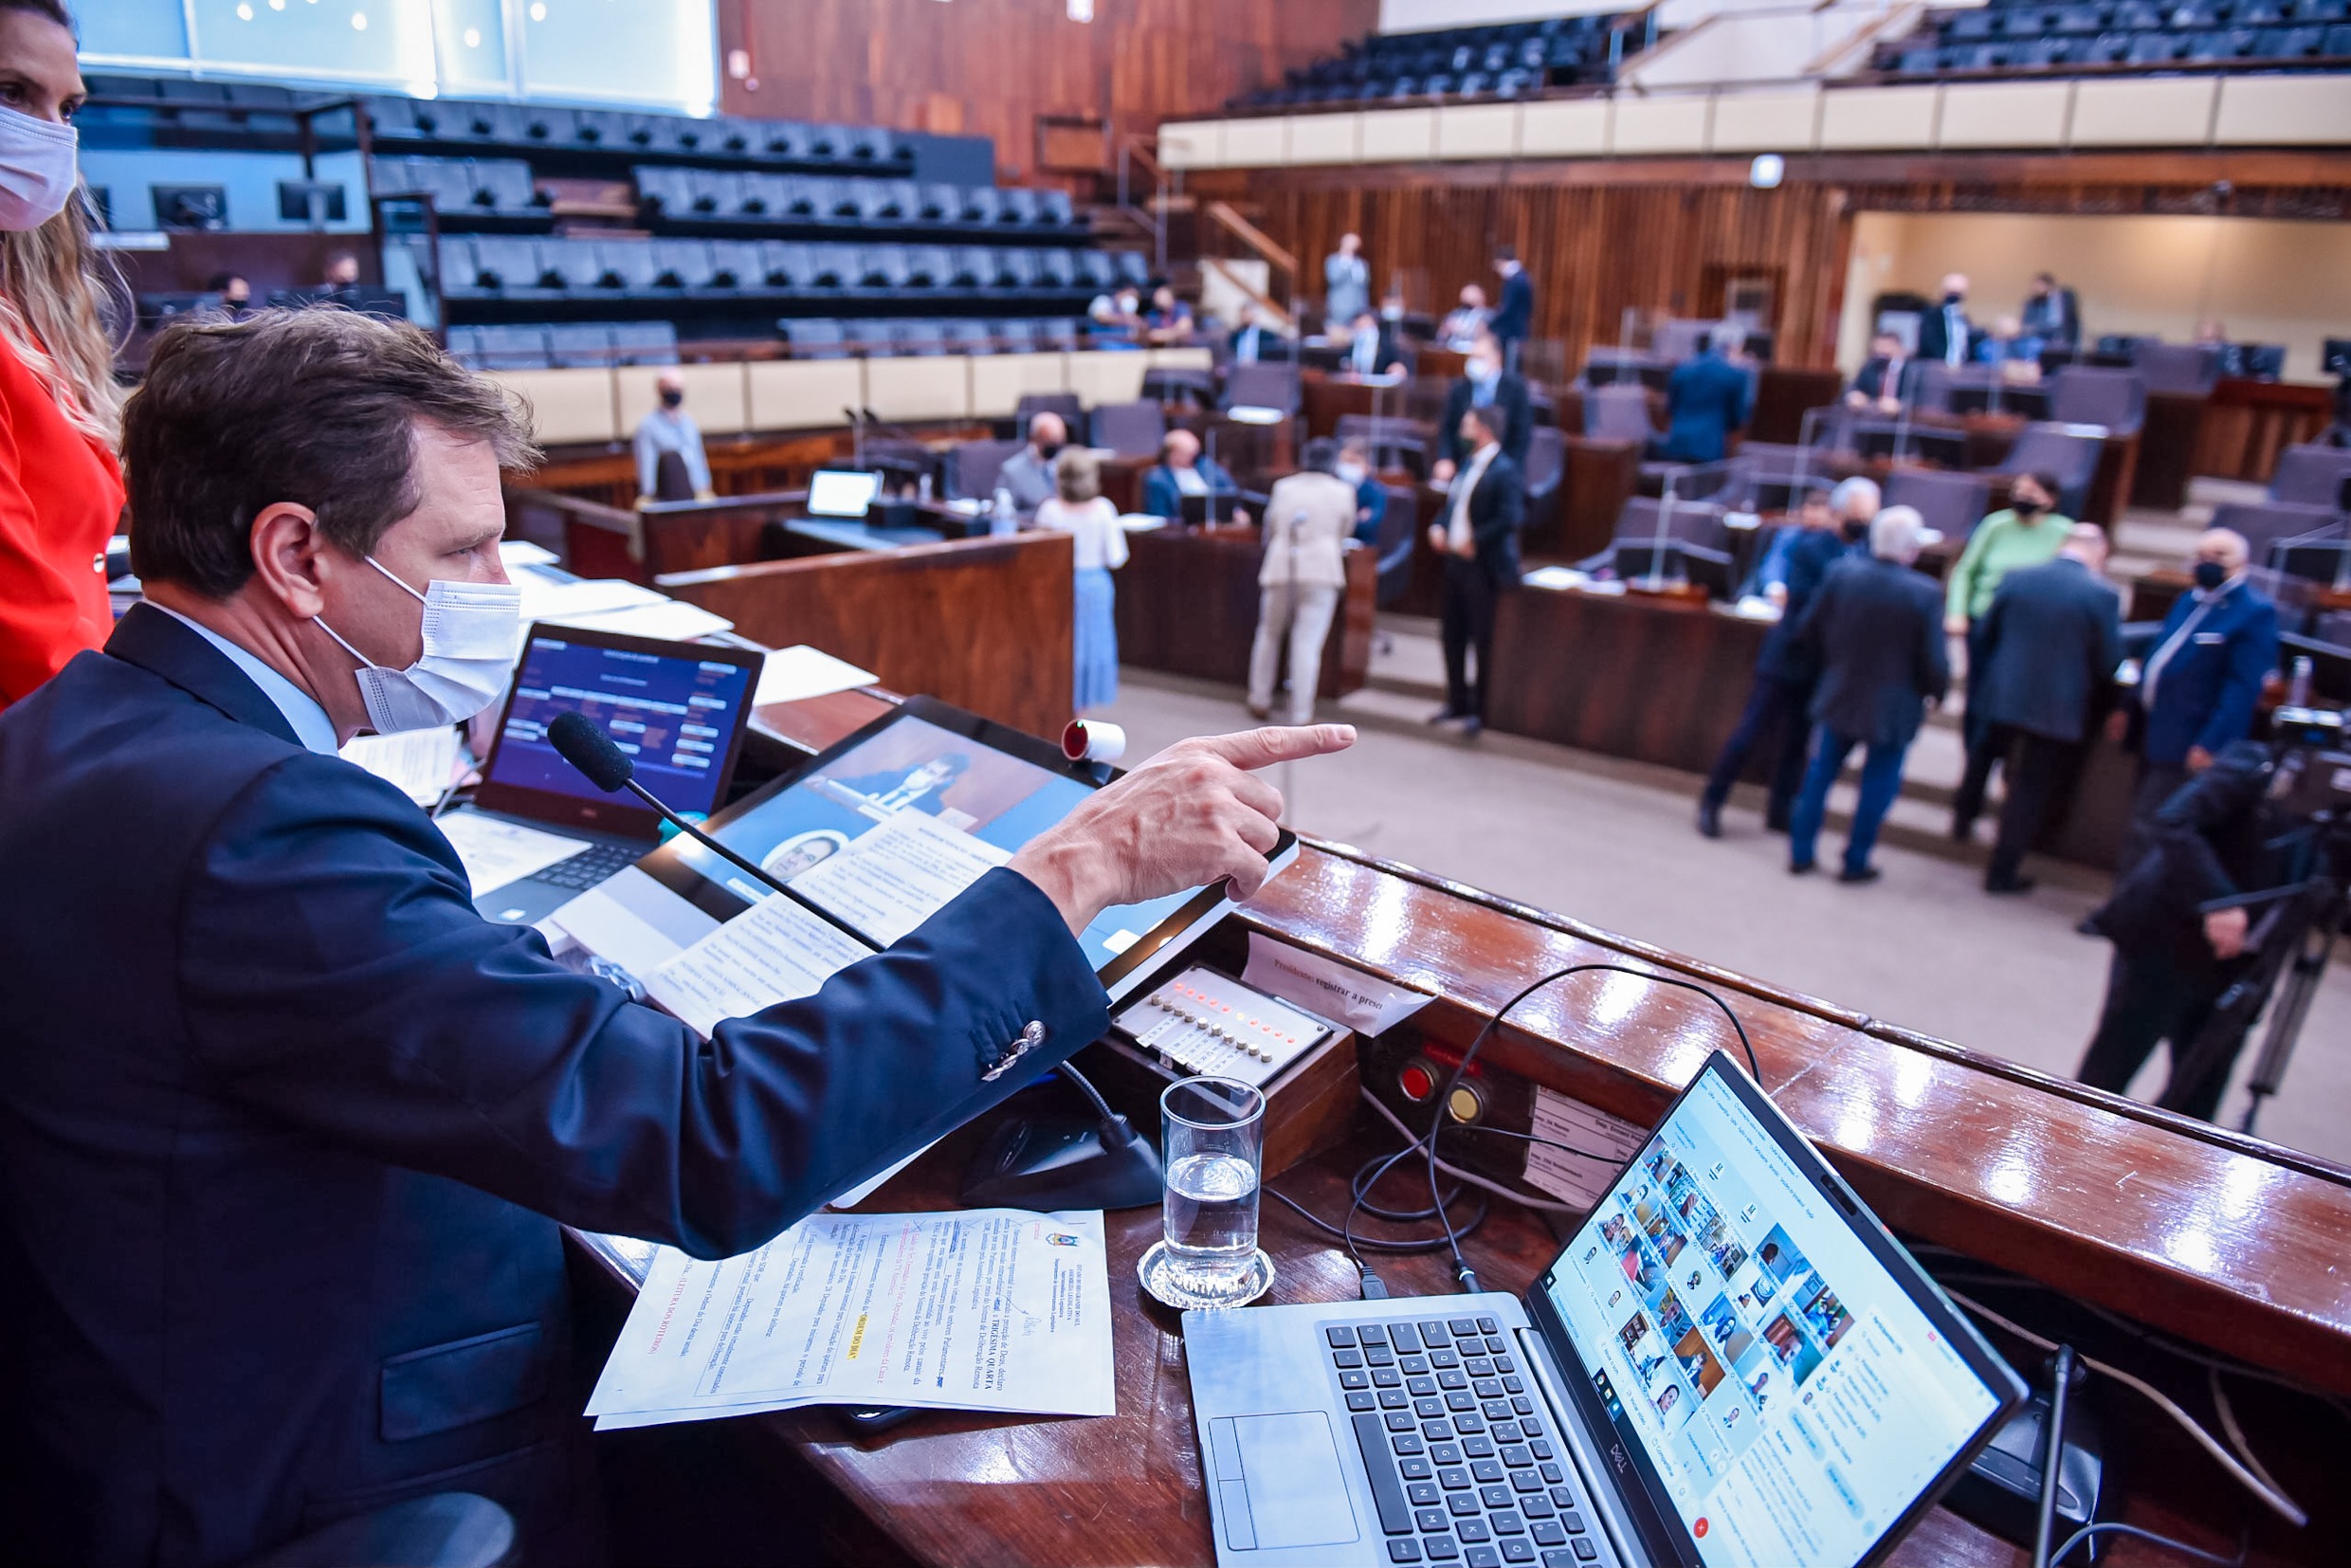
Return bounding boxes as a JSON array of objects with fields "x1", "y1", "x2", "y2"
[
  {"x1": 1302, "y1": 370, "x2": 1413, "y2": 441},
  {"x1": 576, "y1": 682, "x2": 2351, "y2": 1568},
  {"x1": 2192, "y1": 377, "x2": 2337, "y2": 484},
  {"x1": 1113, "y1": 522, "x2": 1376, "y2": 703}
]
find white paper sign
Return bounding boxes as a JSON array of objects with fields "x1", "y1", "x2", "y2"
[
  {"x1": 1522, "y1": 1086, "x2": 1648, "y2": 1208},
  {"x1": 1241, "y1": 933, "x2": 1432, "y2": 1037},
  {"x1": 754, "y1": 645, "x2": 877, "y2": 707},
  {"x1": 585, "y1": 1209, "x2": 1115, "y2": 1430}
]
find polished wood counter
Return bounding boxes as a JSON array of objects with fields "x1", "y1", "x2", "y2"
[
  {"x1": 1113, "y1": 522, "x2": 1376, "y2": 703},
  {"x1": 656, "y1": 532, "x2": 1074, "y2": 739},
  {"x1": 585, "y1": 679, "x2": 2351, "y2": 1566}
]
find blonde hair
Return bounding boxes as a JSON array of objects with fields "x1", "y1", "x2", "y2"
[
  {"x1": 0, "y1": 193, "x2": 124, "y2": 445},
  {"x1": 1053, "y1": 447, "x2": 1101, "y2": 504}
]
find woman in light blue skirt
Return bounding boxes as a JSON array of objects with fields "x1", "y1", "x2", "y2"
[{"x1": 1036, "y1": 448, "x2": 1128, "y2": 712}]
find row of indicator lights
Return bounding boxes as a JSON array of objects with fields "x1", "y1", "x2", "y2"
[{"x1": 1146, "y1": 986, "x2": 1308, "y2": 1060}]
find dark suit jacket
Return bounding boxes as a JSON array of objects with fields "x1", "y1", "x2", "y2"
[
  {"x1": 1490, "y1": 270, "x2": 1534, "y2": 343},
  {"x1": 1657, "y1": 353, "x2": 1751, "y2": 465},
  {"x1": 0, "y1": 605, "x2": 1108, "y2": 1567},
  {"x1": 2134, "y1": 579, "x2": 2280, "y2": 765},
  {"x1": 2090, "y1": 739, "x2": 2279, "y2": 971},
  {"x1": 1917, "y1": 301, "x2": 1975, "y2": 367},
  {"x1": 1756, "y1": 527, "x2": 1856, "y2": 684},
  {"x1": 1440, "y1": 450, "x2": 1526, "y2": 583},
  {"x1": 1850, "y1": 355, "x2": 1915, "y2": 405},
  {"x1": 1437, "y1": 374, "x2": 1534, "y2": 473},
  {"x1": 1226, "y1": 324, "x2": 1293, "y2": 365},
  {"x1": 2020, "y1": 287, "x2": 2079, "y2": 352},
  {"x1": 1795, "y1": 555, "x2": 1950, "y2": 748},
  {"x1": 1141, "y1": 457, "x2": 1241, "y2": 519},
  {"x1": 1975, "y1": 556, "x2": 2124, "y2": 743},
  {"x1": 1340, "y1": 327, "x2": 1412, "y2": 378}
]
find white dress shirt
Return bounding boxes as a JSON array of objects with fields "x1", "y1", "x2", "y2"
[
  {"x1": 150, "y1": 603, "x2": 340, "y2": 756},
  {"x1": 1448, "y1": 444, "x2": 1499, "y2": 554}
]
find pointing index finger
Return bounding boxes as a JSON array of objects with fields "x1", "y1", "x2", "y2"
[{"x1": 1192, "y1": 724, "x2": 1358, "y2": 773}]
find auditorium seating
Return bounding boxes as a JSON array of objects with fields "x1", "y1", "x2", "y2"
[
  {"x1": 1873, "y1": 0, "x2": 2351, "y2": 79},
  {"x1": 447, "y1": 320, "x2": 682, "y2": 370},
  {"x1": 1228, "y1": 12, "x2": 1642, "y2": 109}
]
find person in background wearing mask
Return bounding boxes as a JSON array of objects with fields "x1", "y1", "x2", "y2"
[
  {"x1": 206, "y1": 270, "x2": 252, "y2": 317},
  {"x1": 1248, "y1": 438, "x2": 1356, "y2": 724},
  {"x1": 1431, "y1": 333, "x2": 1531, "y2": 483},
  {"x1": 1227, "y1": 301, "x2": 1291, "y2": 366},
  {"x1": 1845, "y1": 329, "x2": 1911, "y2": 413},
  {"x1": 632, "y1": 368, "x2": 714, "y2": 505},
  {"x1": 1035, "y1": 447, "x2": 1128, "y2": 712},
  {"x1": 2118, "y1": 527, "x2": 2279, "y2": 856},
  {"x1": 1440, "y1": 283, "x2": 1491, "y2": 352},
  {"x1": 1428, "y1": 404, "x2": 1524, "y2": 737},
  {"x1": 1698, "y1": 478, "x2": 1878, "y2": 840},
  {"x1": 1973, "y1": 314, "x2": 2045, "y2": 373},
  {"x1": 2021, "y1": 271, "x2": 2079, "y2": 353},
  {"x1": 1141, "y1": 427, "x2": 1248, "y2": 523},
  {"x1": 0, "y1": 306, "x2": 1354, "y2": 1565},
  {"x1": 0, "y1": 0, "x2": 126, "y2": 709},
  {"x1": 1785, "y1": 506, "x2": 1949, "y2": 884},
  {"x1": 1946, "y1": 471, "x2": 2071, "y2": 754},
  {"x1": 1951, "y1": 523, "x2": 2123, "y2": 893},
  {"x1": 1143, "y1": 283, "x2": 1194, "y2": 346},
  {"x1": 1653, "y1": 325, "x2": 1750, "y2": 465},
  {"x1": 1341, "y1": 307, "x2": 1410, "y2": 377},
  {"x1": 1488, "y1": 246, "x2": 1535, "y2": 371},
  {"x1": 320, "y1": 247, "x2": 362, "y2": 291},
  {"x1": 1337, "y1": 433, "x2": 1386, "y2": 546},
  {"x1": 1917, "y1": 271, "x2": 1975, "y2": 369},
  {"x1": 993, "y1": 410, "x2": 1067, "y2": 514},
  {"x1": 1323, "y1": 230, "x2": 1369, "y2": 330}
]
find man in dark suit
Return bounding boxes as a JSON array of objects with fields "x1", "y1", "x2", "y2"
[
  {"x1": 1845, "y1": 330, "x2": 1914, "y2": 413},
  {"x1": 1784, "y1": 506, "x2": 1950, "y2": 883},
  {"x1": 1431, "y1": 334, "x2": 1532, "y2": 481},
  {"x1": 1427, "y1": 403, "x2": 1524, "y2": 736},
  {"x1": 2021, "y1": 271, "x2": 2080, "y2": 354},
  {"x1": 1340, "y1": 309, "x2": 1412, "y2": 377},
  {"x1": 2122, "y1": 527, "x2": 2279, "y2": 861},
  {"x1": 1697, "y1": 478, "x2": 1876, "y2": 839},
  {"x1": 0, "y1": 308, "x2": 1348, "y2": 1567},
  {"x1": 1228, "y1": 304, "x2": 1293, "y2": 367},
  {"x1": 1653, "y1": 327, "x2": 1751, "y2": 464},
  {"x1": 1489, "y1": 246, "x2": 1535, "y2": 370},
  {"x1": 1951, "y1": 524, "x2": 2125, "y2": 893},
  {"x1": 1916, "y1": 271, "x2": 1976, "y2": 369}
]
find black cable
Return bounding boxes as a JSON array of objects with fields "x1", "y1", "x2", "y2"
[
  {"x1": 1456, "y1": 1122, "x2": 1621, "y2": 1161},
  {"x1": 1426, "y1": 962, "x2": 1764, "y2": 1294},
  {"x1": 1265, "y1": 1187, "x2": 1486, "y2": 1256},
  {"x1": 2033, "y1": 1345, "x2": 2076, "y2": 1568},
  {"x1": 2049, "y1": 1521, "x2": 2246, "y2": 1567}
]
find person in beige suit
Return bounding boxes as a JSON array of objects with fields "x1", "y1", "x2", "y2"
[{"x1": 1249, "y1": 438, "x2": 1358, "y2": 724}]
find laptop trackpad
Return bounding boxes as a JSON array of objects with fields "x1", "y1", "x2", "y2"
[{"x1": 1222, "y1": 1412, "x2": 1358, "y2": 1550}]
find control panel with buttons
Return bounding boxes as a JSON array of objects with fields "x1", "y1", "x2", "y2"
[{"x1": 1111, "y1": 967, "x2": 1335, "y2": 1089}]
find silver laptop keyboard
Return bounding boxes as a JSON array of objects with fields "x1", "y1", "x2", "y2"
[
  {"x1": 531, "y1": 842, "x2": 643, "y2": 891},
  {"x1": 1327, "y1": 1318, "x2": 1608, "y2": 1566}
]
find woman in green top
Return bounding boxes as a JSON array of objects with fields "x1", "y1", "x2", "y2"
[{"x1": 1948, "y1": 470, "x2": 2072, "y2": 750}]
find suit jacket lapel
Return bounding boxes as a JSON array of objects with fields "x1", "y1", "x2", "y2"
[{"x1": 105, "y1": 602, "x2": 303, "y2": 747}]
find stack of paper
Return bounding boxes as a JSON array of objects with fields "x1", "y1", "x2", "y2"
[
  {"x1": 339, "y1": 728, "x2": 464, "y2": 807},
  {"x1": 512, "y1": 571, "x2": 736, "y2": 644},
  {"x1": 753, "y1": 645, "x2": 877, "y2": 707},
  {"x1": 585, "y1": 1209, "x2": 1116, "y2": 1430}
]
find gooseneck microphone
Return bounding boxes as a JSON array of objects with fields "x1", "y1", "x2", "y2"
[{"x1": 548, "y1": 711, "x2": 797, "y2": 900}]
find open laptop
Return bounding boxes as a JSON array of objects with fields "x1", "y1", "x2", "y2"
[
  {"x1": 1185, "y1": 1053, "x2": 2025, "y2": 1568},
  {"x1": 807, "y1": 467, "x2": 884, "y2": 519},
  {"x1": 446, "y1": 623, "x2": 763, "y2": 925}
]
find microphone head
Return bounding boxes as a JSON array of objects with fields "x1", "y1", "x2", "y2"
[{"x1": 548, "y1": 711, "x2": 634, "y2": 793}]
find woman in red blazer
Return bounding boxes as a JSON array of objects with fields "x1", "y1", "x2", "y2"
[{"x1": 0, "y1": 1, "x2": 125, "y2": 707}]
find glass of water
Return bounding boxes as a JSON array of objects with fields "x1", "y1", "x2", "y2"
[{"x1": 1148, "y1": 1075, "x2": 1269, "y2": 1310}]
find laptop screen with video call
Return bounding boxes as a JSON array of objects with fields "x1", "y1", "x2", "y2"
[
  {"x1": 806, "y1": 468, "x2": 882, "y2": 518},
  {"x1": 1537, "y1": 1065, "x2": 2013, "y2": 1567}
]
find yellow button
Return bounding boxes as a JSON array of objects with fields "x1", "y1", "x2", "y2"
[{"x1": 1446, "y1": 1085, "x2": 1483, "y2": 1123}]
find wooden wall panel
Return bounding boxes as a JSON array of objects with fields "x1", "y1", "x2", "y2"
[
  {"x1": 657, "y1": 533, "x2": 1075, "y2": 738},
  {"x1": 718, "y1": 0, "x2": 1377, "y2": 182}
]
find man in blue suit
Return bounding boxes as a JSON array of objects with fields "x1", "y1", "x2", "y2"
[
  {"x1": 1489, "y1": 247, "x2": 1535, "y2": 371},
  {"x1": 1140, "y1": 427, "x2": 1248, "y2": 523},
  {"x1": 2124, "y1": 527, "x2": 2279, "y2": 855},
  {"x1": 1784, "y1": 506, "x2": 1950, "y2": 883},
  {"x1": 0, "y1": 308, "x2": 1349, "y2": 1567},
  {"x1": 1653, "y1": 327, "x2": 1751, "y2": 465}
]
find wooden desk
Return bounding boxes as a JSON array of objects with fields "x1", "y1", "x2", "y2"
[
  {"x1": 1302, "y1": 371, "x2": 1414, "y2": 441},
  {"x1": 1113, "y1": 523, "x2": 1376, "y2": 702},
  {"x1": 583, "y1": 686, "x2": 2351, "y2": 1563},
  {"x1": 2137, "y1": 390, "x2": 2211, "y2": 513},
  {"x1": 2191, "y1": 378, "x2": 2337, "y2": 484},
  {"x1": 1749, "y1": 366, "x2": 1846, "y2": 446}
]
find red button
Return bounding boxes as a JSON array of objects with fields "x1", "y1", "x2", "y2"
[
  {"x1": 1398, "y1": 1064, "x2": 1434, "y2": 1102},
  {"x1": 1695, "y1": 1519, "x2": 1709, "y2": 1539}
]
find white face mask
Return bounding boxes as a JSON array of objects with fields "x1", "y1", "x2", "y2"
[
  {"x1": 0, "y1": 105, "x2": 78, "y2": 233},
  {"x1": 1336, "y1": 462, "x2": 1367, "y2": 486},
  {"x1": 315, "y1": 556, "x2": 521, "y2": 734}
]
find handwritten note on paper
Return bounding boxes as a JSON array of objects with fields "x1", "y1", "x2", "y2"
[
  {"x1": 584, "y1": 1209, "x2": 1115, "y2": 1430},
  {"x1": 642, "y1": 893, "x2": 871, "y2": 1039},
  {"x1": 790, "y1": 811, "x2": 1011, "y2": 948},
  {"x1": 1242, "y1": 932, "x2": 1433, "y2": 1037}
]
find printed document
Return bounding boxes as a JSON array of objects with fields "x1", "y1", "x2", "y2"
[
  {"x1": 754, "y1": 645, "x2": 877, "y2": 707},
  {"x1": 433, "y1": 812, "x2": 586, "y2": 894},
  {"x1": 340, "y1": 727, "x2": 463, "y2": 807},
  {"x1": 643, "y1": 893, "x2": 870, "y2": 1039},
  {"x1": 585, "y1": 1209, "x2": 1116, "y2": 1430},
  {"x1": 791, "y1": 810, "x2": 1011, "y2": 948}
]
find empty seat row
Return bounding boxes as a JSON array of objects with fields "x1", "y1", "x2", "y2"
[
  {"x1": 1945, "y1": 0, "x2": 2345, "y2": 37},
  {"x1": 367, "y1": 98, "x2": 910, "y2": 169},
  {"x1": 632, "y1": 169, "x2": 1078, "y2": 229},
  {"x1": 417, "y1": 236, "x2": 1141, "y2": 299},
  {"x1": 1893, "y1": 21, "x2": 2351, "y2": 69},
  {"x1": 1232, "y1": 12, "x2": 1631, "y2": 106},
  {"x1": 777, "y1": 318, "x2": 1091, "y2": 357},
  {"x1": 447, "y1": 321, "x2": 680, "y2": 371},
  {"x1": 370, "y1": 156, "x2": 544, "y2": 219}
]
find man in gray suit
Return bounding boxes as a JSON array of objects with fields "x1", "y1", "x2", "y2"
[
  {"x1": 1324, "y1": 232, "x2": 1370, "y2": 330},
  {"x1": 993, "y1": 410, "x2": 1067, "y2": 513},
  {"x1": 1952, "y1": 524, "x2": 2124, "y2": 893}
]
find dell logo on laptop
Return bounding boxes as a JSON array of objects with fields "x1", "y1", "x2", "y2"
[{"x1": 1609, "y1": 1442, "x2": 1631, "y2": 1474}]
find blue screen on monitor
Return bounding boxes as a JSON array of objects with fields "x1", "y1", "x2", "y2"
[{"x1": 493, "y1": 637, "x2": 752, "y2": 817}]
